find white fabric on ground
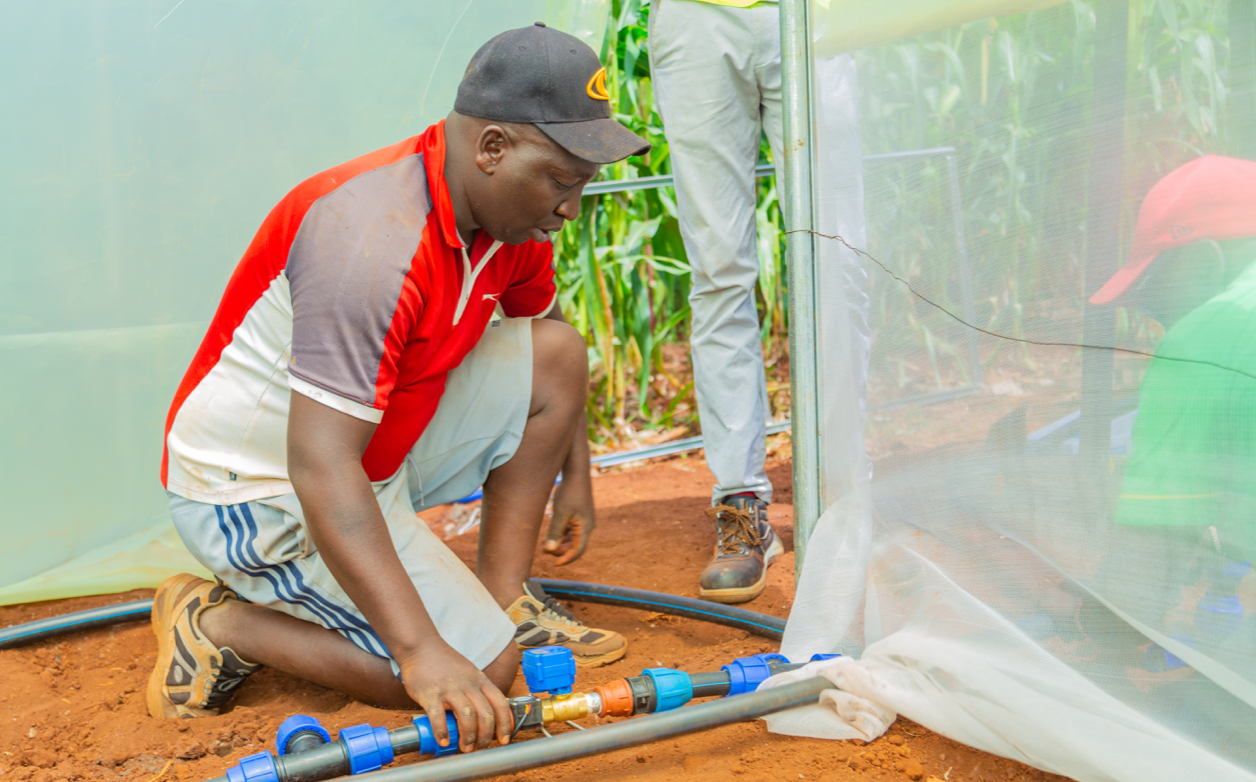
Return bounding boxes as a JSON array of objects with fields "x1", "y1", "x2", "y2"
[{"x1": 760, "y1": 657, "x2": 895, "y2": 741}]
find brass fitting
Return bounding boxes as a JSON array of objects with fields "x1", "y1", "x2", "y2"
[{"x1": 540, "y1": 692, "x2": 598, "y2": 724}]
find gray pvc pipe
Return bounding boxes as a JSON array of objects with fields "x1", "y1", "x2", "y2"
[{"x1": 324, "y1": 676, "x2": 834, "y2": 782}]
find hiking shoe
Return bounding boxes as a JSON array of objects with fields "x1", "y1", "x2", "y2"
[
  {"x1": 146, "y1": 573, "x2": 262, "y2": 719},
  {"x1": 699, "y1": 496, "x2": 784, "y2": 604},
  {"x1": 506, "y1": 581, "x2": 626, "y2": 667}
]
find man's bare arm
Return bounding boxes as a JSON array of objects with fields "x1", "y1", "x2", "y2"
[
  {"x1": 287, "y1": 392, "x2": 511, "y2": 750},
  {"x1": 539, "y1": 304, "x2": 596, "y2": 563}
]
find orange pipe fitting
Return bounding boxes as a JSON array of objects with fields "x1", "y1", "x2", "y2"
[{"x1": 593, "y1": 679, "x2": 634, "y2": 717}]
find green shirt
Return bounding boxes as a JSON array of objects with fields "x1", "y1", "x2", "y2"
[{"x1": 1116, "y1": 259, "x2": 1256, "y2": 535}]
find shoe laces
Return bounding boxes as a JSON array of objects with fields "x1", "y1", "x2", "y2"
[
  {"x1": 204, "y1": 662, "x2": 249, "y2": 710},
  {"x1": 706, "y1": 504, "x2": 763, "y2": 556},
  {"x1": 536, "y1": 594, "x2": 583, "y2": 630}
]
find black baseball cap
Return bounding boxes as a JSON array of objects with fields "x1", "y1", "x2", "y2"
[{"x1": 454, "y1": 23, "x2": 650, "y2": 165}]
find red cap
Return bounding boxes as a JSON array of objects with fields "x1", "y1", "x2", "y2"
[{"x1": 1090, "y1": 155, "x2": 1256, "y2": 304}]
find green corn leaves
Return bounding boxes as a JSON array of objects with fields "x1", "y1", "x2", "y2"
[{"x1": 556, "y1": 0, "x2": 1243, "y2": 443}]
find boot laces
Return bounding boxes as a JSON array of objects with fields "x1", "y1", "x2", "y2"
[
  {"x1": 204, "y1": 660, "x2": 251, "y2": 709},
  {"x1": 706, "y1": 504, "x2": 763, "y2": 556},
  {"x1": 538, "y1": 595, "x2": 582, "y2": 630}
]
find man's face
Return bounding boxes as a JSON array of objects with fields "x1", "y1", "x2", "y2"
[
  {"x1": 1127, "y1": 241, "x2": 1227, "y2": 328},
  {"x1": 469, "y1": 124, "x2": 601, "y2": 246}
]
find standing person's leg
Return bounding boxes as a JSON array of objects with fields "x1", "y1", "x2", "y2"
[
  {"x1": 652, "y1": 0, "x2": 772, "y2": 507},
  {"x1": 651, "y1": 0, "x2": 781, "y2": 603}
]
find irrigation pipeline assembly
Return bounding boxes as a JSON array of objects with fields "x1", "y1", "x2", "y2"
[{"x1": 0, "y1": 580, "x2": 834, "y2": 782}]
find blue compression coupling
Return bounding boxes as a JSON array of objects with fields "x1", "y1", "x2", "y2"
[
  {"x1": 1197, "y1": 592, "x2": 1244, "y2": 637},
  {"x1": 722, "y1": 653, "x2": 790, "y2": 697},
  {"x1": 642, "y1": 668, "x2": 694, "y2": 712},
  {"x1": 339, "y1": 723, "x2": 394, "y2": 775},
  {"x1": 275, "y1": 714, "x2": 331, "y2": 756},
  {"x1": 413, "y1": 712, "x2": 461, "y2": 758},
  {"x1": 522, "y1": 646, "x2": 577, "y2": 695},
  {"x1": 1146, "y1": 634, "x2": 1198, "y2": 672},
  {"x1": 226, "y1": 752, "x2": 278, "y2": 782}
]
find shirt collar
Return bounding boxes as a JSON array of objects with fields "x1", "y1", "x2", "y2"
[{"x1": 421, "y1": 120, "x2": 467, "y2": 249}]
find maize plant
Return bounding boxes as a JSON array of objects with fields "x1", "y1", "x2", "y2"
[{"x1": 558, "y1": 0, "x2": 1247, "y2": 443}]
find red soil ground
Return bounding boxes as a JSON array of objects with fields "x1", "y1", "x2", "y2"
[{"x1": 0, "y1": 457, "x2": 1071, "y2": 782}]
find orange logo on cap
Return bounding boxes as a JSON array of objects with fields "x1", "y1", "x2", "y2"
[{"x1": 586, "y1": 68, "x2": 610, "y2": 101}]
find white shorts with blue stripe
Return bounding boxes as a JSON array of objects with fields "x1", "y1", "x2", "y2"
[{"x1": 166, "y1": 318, "x2": 532, "y2": 671}]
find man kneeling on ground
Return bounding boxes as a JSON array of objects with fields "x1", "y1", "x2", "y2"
[{"x1": 148, "y1": 24, "x2": 649, "y2": 754}]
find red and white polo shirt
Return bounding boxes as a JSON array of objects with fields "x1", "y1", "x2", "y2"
[{"x1": 162, "y1": 120, "x2": 556, "y2": 504}]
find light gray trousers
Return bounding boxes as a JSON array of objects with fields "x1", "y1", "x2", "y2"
[
  {"x1": 654, "y1": 0, "x2": 865, "y2": 505},
  {"x1": 650, "y1": 0, "x2": 784, "y2": 503}
]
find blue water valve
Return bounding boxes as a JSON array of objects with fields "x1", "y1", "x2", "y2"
[
  {"x1": 522, "y1": 646, "x2": 577, "y2": 695},
  {"x1": 339, "y1": 723, "x2": 394, "y2": 775},
  {"x1": 809, "y1": 653, "x2": 842, "y2": 662},
  {"x1": 226, "y1": 752, "x2": 278, "y2": 782},
  {"x1": 642, "y1": 668, "x2": 694, "y2": 712},
  {"x1": 722, "y1": 653, "x2": 790, "y2": 697},
  {"x1": 413, "y1": 712, "x2": 461, "y2": 758},
  {"x1": 275, "y1": 714, "x2": 331, "y2": 756}
]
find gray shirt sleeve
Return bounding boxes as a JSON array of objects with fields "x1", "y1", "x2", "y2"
[{"x1": 285, "y1": 154, "x2": 432, "y2": 421}]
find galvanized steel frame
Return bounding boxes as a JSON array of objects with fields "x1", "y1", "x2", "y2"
[{"x1": 779, "y1": 0, "x2": 823, "y2": 573}]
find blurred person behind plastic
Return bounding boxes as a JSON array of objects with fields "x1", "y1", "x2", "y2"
[{"x1": 1088, "y1": 156, "x2": 1256, "y2": 673}]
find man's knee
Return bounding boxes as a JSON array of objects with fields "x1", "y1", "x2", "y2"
[{"x1": 530, "y1": 318, "x2": 588, "y2": 387}]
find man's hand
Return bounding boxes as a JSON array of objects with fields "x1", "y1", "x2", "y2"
[
  {"x1": 544, "y1": 480, "x2": 595, "y2": 565},
  {"x1": 543, "y1": 402, "x2": 595, "y2": 565},
  {"x1": 288, "y1": 393, "x2": 509, "y2": 751},
  {"x1": 397, "y1": 642, "x2": 513, "y2": 752}
]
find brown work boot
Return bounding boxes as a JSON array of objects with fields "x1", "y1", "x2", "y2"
[
  {"x1": 146, "y1": 573, "x2": 261, "y2": 719},
  {"x1": 506, "y1": 581, "x2": 627, "y2": 667},
  {"x1": 698, "y1": 496, "x2": 783, "y2": 604}
]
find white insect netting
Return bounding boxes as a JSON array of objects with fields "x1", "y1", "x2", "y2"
[{"x1": 772, "y1": 2, "x2": 1256, "y2": 780}]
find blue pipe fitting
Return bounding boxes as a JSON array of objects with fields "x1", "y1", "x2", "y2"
[
  {"x1": 275, "y1": 715, "x2": 331, "y2": 756},
  {"x1": 642, "y1": 668, "x2": 694, "y2": 712},
  {"x1": 226, "y1": 752, "x2": 279, "y2": 782},
  {"x1": 522, "y1": 646, "x2": 577, "y2": 695},
  {"x1": 413, "y1": 712, "x2": 461, "y2": 758},
  {"x1": 1145, "y1": 634, "x2": 1197, "y2": 672},
  {"x1": 722, "y1": 653, "x2": 789, "y2": 697},
  {"x1": 1197, "y1": 592, "x2": 1244, "y2": 637},
  {"x1": 339, "y1": 723, "x2": 394, "y2": 775}
]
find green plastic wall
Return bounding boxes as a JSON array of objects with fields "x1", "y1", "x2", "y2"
[{"x1": 0, "y1": 0, "x2": 607, "y2": 604}]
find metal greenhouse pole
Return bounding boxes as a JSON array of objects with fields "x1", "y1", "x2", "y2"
[
  {"x1": 779, "y1": 0, "x2": 823, "y2": 572},
  {"x1": 1079, "y1": 0, "x2": 1128, "y2": 492}
]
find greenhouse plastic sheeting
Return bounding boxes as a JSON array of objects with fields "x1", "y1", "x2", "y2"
[
  {"x1": 0, "y1": 0, "x2": 606, "y2": 605},
  {"x1": 774, "y1": 1, "x2": 1256, "y2": 780},
  {"x1": 814, "y1": 0, "x2": 1067, "y2": 56}
]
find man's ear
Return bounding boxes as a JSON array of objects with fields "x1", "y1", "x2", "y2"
[{"x1": 475, "y1": 125, "x2": 509, "y2": 175}]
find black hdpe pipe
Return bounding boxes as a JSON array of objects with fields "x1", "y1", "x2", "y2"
[
  {"x1": 0, "y1": 600, "x2": 153, "y2": 650},
  {"x1": 534, "y1": 579, "x2": 786, "y2": 640},
  {"x1": 206, "y1": 677, "x2": 833, "y2": 782},
  {"x1": 0, "y1": 580, "x2": 785, "y2": 651}
]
